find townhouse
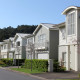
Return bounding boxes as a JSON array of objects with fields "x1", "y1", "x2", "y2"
[
  {"x1": 0, "y1": 5, "x2": 80, "y2": 72},
  {"x1": 14, "y1": 33, "x2": 30, "y2": 59},
  {"x1": 0, "y1": 39, "x2": 10, "y2": 58},
  {"x1": 25, "y1": 34, "x2": 35, "y2": 59},
  {"x1": 33, "y1": 23, "x2": 59, "y2": 60},
  {"x1": 58, "y1": 6, "x2": 80, "y2": 71}
]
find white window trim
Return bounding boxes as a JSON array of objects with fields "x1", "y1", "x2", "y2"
[{"x1": 67, "y1": 11, "x2": 76, "y2": 36}]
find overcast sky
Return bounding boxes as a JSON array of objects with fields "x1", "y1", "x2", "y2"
[{"x1": 0, "y1": 0, "x2": 80, "y2": 28}]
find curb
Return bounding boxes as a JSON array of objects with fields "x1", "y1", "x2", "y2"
[{"x1": 0, "y1": 67, "x2": 52, "y2": 80}]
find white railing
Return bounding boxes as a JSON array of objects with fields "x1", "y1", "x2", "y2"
[{"x1": 35, "y1": 41, "x2": 49, "y2": 50}]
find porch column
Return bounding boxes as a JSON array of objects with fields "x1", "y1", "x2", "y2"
[
  {"x1": 75, "y1": 45, "x2": 78, "y2": 71},
  {"x1": 66, "y1": 45, "x2": 70, "y2": 71}
]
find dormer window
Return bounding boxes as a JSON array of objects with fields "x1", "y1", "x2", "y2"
[{"x1": 67, "y1": 12, "x2": 75, "y2": 35}]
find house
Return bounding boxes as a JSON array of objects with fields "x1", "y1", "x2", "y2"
[
  {"x1": 14, "y1": 33, "x2": 30, "y2": 59},
  {"x1": 0, "y1": 39, "x2": 9, "y2": 58},
  {"x1": 33, "y1": 23, "x2": 59, "y2": 60},
  {"x1": 58, "y1": 6, "x2": 80, "y2": 71},
  {"x1": 25, "y1": 34, "x2": 35, "y2": 59},
  {"x1": 0, "y1": 37, "x2": 15, "y2": 59},
  {"x1": 8, "y1": 37, "x2": 15, "y2": 59}
]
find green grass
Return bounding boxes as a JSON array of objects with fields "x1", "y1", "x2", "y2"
[
  {"x1": 11, "y1": 68, "x2": 43, "y2": 74},
  {"x1": 56, "y1": 79, "x2": 80, "y2": 80}
]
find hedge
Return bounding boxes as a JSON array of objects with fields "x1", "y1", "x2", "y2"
[
  {"x1": 24, "y1": 59, "x2": 48, "y2": 72},
  {"x1": 0, "y1": 59, "x2": 13, "y2": 66}
]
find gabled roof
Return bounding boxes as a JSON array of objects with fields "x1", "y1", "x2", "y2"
[
  {"x1": 3, "y1": 39, "x2": 9, "y2": 42},
  {"x1": 14, "y1": 33, "x2": 30, "y2": 41},
  {"x1": 55, "y1": 22, "x2": 65, "y2": 28},
  {"x1": 41, "y1": 23, "x2": 56, "y2": 28},
  {"x1": 25, "y1": 34, "x2": 34, "y2": 38},
  {"x1": 62, "y1": 6, "x2": 80, "y2": 15},
  {"x1": 9, "y1": 37, "x2": 14, "y2": 41},
  {"x1": 0, "y1": 42, "x2": 3, "y2": 45},
  {"x1": 33, "y1": 23, "x2": 56, "y2": 34}
]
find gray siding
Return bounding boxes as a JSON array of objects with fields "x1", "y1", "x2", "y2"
[
  {"x1": 35, "y1": 26, "x2": 49, "y2": 43},
  {"x1": 49, "y1": 30, "x2": 59, "y2": 60}
]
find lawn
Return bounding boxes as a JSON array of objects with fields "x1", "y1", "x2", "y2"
[
  {"x1": 56, "y1": 79, "x2": 80, "y2": 80},
  {"x1": 11, "y1": 68, "x2": 43, "y2": 74}
]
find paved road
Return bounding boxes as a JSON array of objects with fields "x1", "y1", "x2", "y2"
[{"x1": 0, "y1": 68, "x2": 44, "y2": 80}]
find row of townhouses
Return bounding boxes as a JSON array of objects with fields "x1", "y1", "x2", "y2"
[{"x1": 0, "y1": 6, "x2": 80, "y2": 71}]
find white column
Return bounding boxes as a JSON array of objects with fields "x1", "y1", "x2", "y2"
[
  {"x1": 75, "y1": 45, "x2": 78, "y2": 71},
  {"x1": 66, "y1": 45, "x2": 70, "y2": 71}
]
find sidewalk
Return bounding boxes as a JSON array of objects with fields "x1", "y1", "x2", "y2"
[
  {"x1": 1, "y1": 66, "x2": 80, "y2": 79},
  {"x1": 32, "y1": 71, "x2": 80, "y2": 79}
]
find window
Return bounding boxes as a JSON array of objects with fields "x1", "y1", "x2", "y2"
[
  {"x1": 62, "y1": 52, "x2": 66, "y2": 67},
  {"x1": 1, "y1": 45, "x2": 3, "y2": 50},
  {"x1": 17, "y1": 42, "x2": 20, "y2": 46},
  {"x1": 11, "y1": 43, "x2": 14, "y2": 48},
  {"x1": 4, "y1": 44, "x2": 6, "y2": 49},
  {"x1": 38, "y1": 34, "x2": 46, "y2": 43},
  {"x1": 67, "y1": 12, "x2": 75, "y2": 35},
  {"x1": 61, "y1": 28, "x2": 65, "y2": 39},
  {"x1": 27, "y1": 37, "x2": 33, "y2": 44}
]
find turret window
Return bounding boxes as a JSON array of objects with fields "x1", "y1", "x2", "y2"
[{"x1": 67, "y1": 12, "x2": 75, "y2": 35}]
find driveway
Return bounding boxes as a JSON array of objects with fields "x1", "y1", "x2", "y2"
[
  {"x1": 32, "y1": 71, "x2": 80, "y2": 79},
  {"x1": 0, "y1": 68, "x2": 45, "y2": 80}
]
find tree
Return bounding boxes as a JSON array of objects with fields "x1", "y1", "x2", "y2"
[{"x1": 0, "y1": 25, "x2": 37, "y2": 41}]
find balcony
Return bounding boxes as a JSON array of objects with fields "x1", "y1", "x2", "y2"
[{"x1": 35, "y1": 41, "x2": 49, "y2": 50}]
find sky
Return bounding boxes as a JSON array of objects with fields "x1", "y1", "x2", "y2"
[{"x1": 0, "y1": 0, "x2": 80, "y2": 28}]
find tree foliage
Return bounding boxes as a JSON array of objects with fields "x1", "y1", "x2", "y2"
[{"x1": 0, "y1": 25, "x2": 37, "y2": 41}]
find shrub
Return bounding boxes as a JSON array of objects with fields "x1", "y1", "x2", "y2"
[
  {"x1": 0, "y1": 59, "x2": 13, "y2": 66},
  {"x1": 0, "y1": 60, "x2": 5, "y2": 65},
  {"x1": 79, "y1": 74, "x2": 80, "y2": 78},
  {"x1": 53, "y1": 60, "x2": 66, "y2": 72},
  {"x1": 0, "y1": 60, "x2": 8, "y2": 67},
  {"x1": 24, "y1": 59, "x2": 48, "y2": 72}
]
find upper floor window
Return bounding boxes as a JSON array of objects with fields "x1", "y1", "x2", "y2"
[
  {"x1": 11, "y1": 43, "x2": 14, "y2": 48},
  {"x1": 4, "y1": 44, "x2": 7, "y2": 49},
  {"x1": 61, "y1": 28, "x2": 66, "y2": 39},
  {"x1": 38, "y1": 34, "x2": 46, "y2": 43},
  {"x1": 17, "y1": 41, "x2": 20, "y2": 46},
  {"x1": 27, "y1": 37, "x2": 33, "y2": 44},
  {"x1": 67, "y1": 12, "x2": 75, "y2": 35},
  {"x1": 1, "y1": 45, "x2": 3, "y2": 50}
]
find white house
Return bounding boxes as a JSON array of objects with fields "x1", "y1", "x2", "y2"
[
  {"x1": 8, "y1": 37, "x2": 15, "y2": 59},
  {"x1": 14, "y1": 33, "x2": 30, "y2": 59},
  {"x1": 25, "y1": 34, "x2": 35, "y2": 59},
  {"x1": 0, "y1": 39, "x2": 9, "y2": 58},
  {"x1": 58, "y1": 6, "x2": 80, "y2": 71},
  {"x1": 0, "y1": 37, "x2": 15, "y2": 59},
  {"x1": 33, "y1": 23, "x2": 59, "y2": 60}
]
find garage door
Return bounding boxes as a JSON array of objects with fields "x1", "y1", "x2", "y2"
[{"x1": 38, "y1": 53, "x2": 48, "y2": 59}]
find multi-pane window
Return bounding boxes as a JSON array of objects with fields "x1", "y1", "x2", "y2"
[
  {"x1": 4, "y1": 44, "x2": 7, "y2": 49},
  {"x1": 27, "y1": 37, "x2": 33, "y2": 44},
  {"x1": 67, "y1": 12, "x2": 75, "y2": 35},
  {"x1": 11, "y1": 43, "x2": 14, "y2": 48},
  {"x1": 17, "y1": 41, "x2": 20, "y2": 46},
  {"x1": 62, "y1": 52, "x2": 66, "y2": 67},
  {"x1": 61, "y1": 28, "x2": 66, "y2": 39},
  {"x1": 38, "y1": 34, "x2": 46, "y2": 43}
]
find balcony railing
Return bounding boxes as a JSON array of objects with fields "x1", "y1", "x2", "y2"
[{"x1": 35, "y1": 41, "x2": 49, "y2": 50}]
